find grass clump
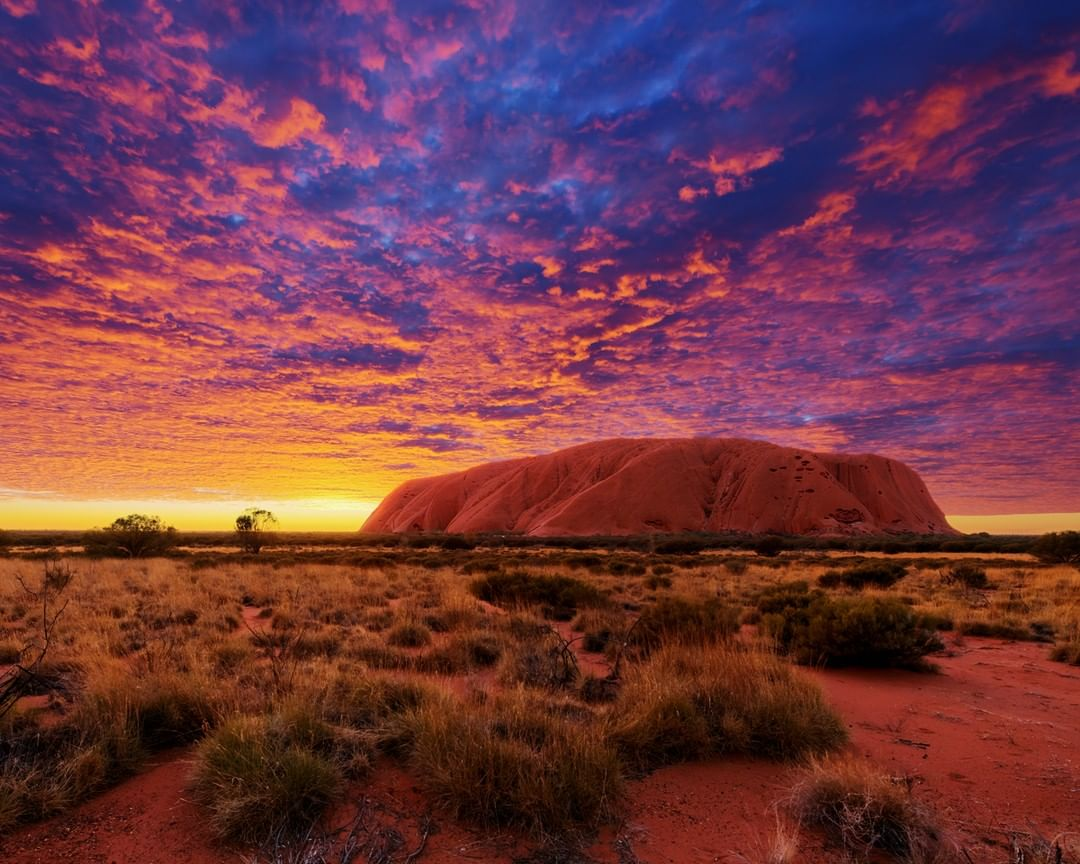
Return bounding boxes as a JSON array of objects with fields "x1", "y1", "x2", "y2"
[
  {"x1": 760, "y1": 585, "x2": 943, "y2": 669},
  {"x1": 386, "y1": 620, "x2": 432, "y2": 648},
  {"x1": 468, "y1": 570, "x2": 606, "y2": 617},
  {"x1": 789, "y1": 755, "x2": 948, "y2": 862},
  {"x1": 818, "y1": 561, "x2": 907, "y2": 590},
  {"x1": 606, "y1": 645, "x2": 846, "y2": 771},
  {"x1": 0, "y1": 672, "x2": 217, "y2": 832},
  {"x1": 403, "y1": 689, "x2": 621, "y2": 835},
  {"x1": 623, "y1": 596, "x2": 739, "y2": 657},
  {"x1": 323, "y1": 673, "x2": 440, "y2": 733},
  {"x1": 191, "y1": 706, "x2": 351, "y2": 845},
  {"x1": 940, "y1": 563, "x2": 990, "y2": 589}
]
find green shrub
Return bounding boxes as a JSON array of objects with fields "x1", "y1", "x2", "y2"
[
  {"x1": 191, "y1": 708, "x2": 348, "y2": 845},
  {"x1": 762, "y1": 593, "x2": 943, "y2": 669},
  {"x1": 818, "y1": 561, "x2": 906, "y2": 589},
  {"x1": 468, "y1": 570, "x2": 606, "y2": 614},
  {"x1": 755, "y1": 581, "x2": 821, "y2": 614}
]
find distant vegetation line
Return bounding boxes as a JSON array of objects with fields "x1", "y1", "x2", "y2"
[{"x1": 0, "y1": 527, "x2": 1046, "y2": 556}]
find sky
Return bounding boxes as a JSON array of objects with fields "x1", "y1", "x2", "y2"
[{"x1": 0, "y1": 1, "x2": 1078, "y2": 533}]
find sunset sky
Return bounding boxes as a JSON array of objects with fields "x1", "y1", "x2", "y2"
[{"x1": 1, "y1": 1, "x2": 1078, "y2": 532}]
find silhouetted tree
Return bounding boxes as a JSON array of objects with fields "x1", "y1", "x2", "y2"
[
  {"x1": 84, "y1": 514, "x2": 177, "y2": 557},
  {"x1": 1031, "y1": 531, "x2": 1080, "y2": 567},
  {"x1": 235, "y1": 507, "x2": 278, "y2": 554}
]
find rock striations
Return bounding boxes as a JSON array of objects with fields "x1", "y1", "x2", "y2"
[{"x1": 362, "y1": 437, "x2": 957, "y2": 537}]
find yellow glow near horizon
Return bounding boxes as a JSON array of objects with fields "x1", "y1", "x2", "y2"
[
  {"x1": 0, "y1": 498, "x2": 380, "y2": 532},
  {"x1": 0, "y1": 497, "x2": 1077, "y2": 536},
  {"x1": 946, "y1": 513, "x2": 1079, "y2": 535}
]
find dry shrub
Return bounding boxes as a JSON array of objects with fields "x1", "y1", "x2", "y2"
[
  {"x1": 1007, "y1": 831, "x2": 1079, "y2": 864},
  {"x1": 571, "y1": 609, "x2": 625, "y2": 653},
  {"x1": 499, "y1": 628, "x2": 579, "y2": 690},
  {"x1": 789, "y1": 755, "x2": 950, "y2": 862},
  {"x1": 607, "y1": 644, "x2": 845, "y2": 771},
  {"x1": 939, "y1": 564, "x2": 989, "y2": 590},
  {"x1": 1050, "y1": 642, "x2": 1080, "y2": 665}
]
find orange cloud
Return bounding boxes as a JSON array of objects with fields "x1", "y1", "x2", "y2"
[
  {"x1": 780, "y1": 191, "x2": 857, "y2": 236},
  {"x1": 253, "y1": 98, "x2": 327, "y2": 149},
  {"x1": 684, "y1": 146, "x2": 783, "y2": 196},
  {"x1": 0, "y1": 0, "x2": 36, "y2": 17},
  {"x1": 850, "y1": 51, "x2": 1080, "y2": 187},
  {"x1": 678, "y1": 185, "x2": 709, "y2": 202}
]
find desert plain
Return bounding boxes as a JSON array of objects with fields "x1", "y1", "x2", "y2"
[{"x1": 1, "y1": 528, "x2": 1078, "y2": 864}]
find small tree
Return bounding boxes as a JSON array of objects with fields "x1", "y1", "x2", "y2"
[
  {"x1": 1030, "y1": 531, "x2": 1080, "y2": 567},
  {"x1": 85, "y1": 514, "x2": 177, "y2": 557},
  {"x1": 235, "y1": 508, "x2": 278, "y2": 554}
]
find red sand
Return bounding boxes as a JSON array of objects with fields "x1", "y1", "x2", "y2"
[
  {"x1": 3, "y1": 636, "x2": 1077, "y2": 863},
  {"x1": 362, "y1": 437, "x2": 956, "y2": 537}
]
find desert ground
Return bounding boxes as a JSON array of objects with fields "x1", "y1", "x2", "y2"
[{"x1": 1, "y1": 540, "x2": 1078, "y2": 863}]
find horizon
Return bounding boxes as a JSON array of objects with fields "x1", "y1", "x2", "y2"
[
  {"x1": 1, "y1": 2, "x2": 1078, "y2": 532},
  {"x1": 1, "y1": 498, "x2": 1077, "y2": 536}
]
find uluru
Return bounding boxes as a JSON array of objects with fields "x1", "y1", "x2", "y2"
[{"x1": 362, "y1": 437, "x2": 958, "y2": 536}]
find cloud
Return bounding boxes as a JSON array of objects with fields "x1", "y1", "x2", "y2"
[{"x1": 0, "y1": 0, "x2": 1077, "y2": 517}]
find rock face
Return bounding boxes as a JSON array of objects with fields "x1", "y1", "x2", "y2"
[{"x1": 362, "y1": 437, "x2": 958, "y2": 536}]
